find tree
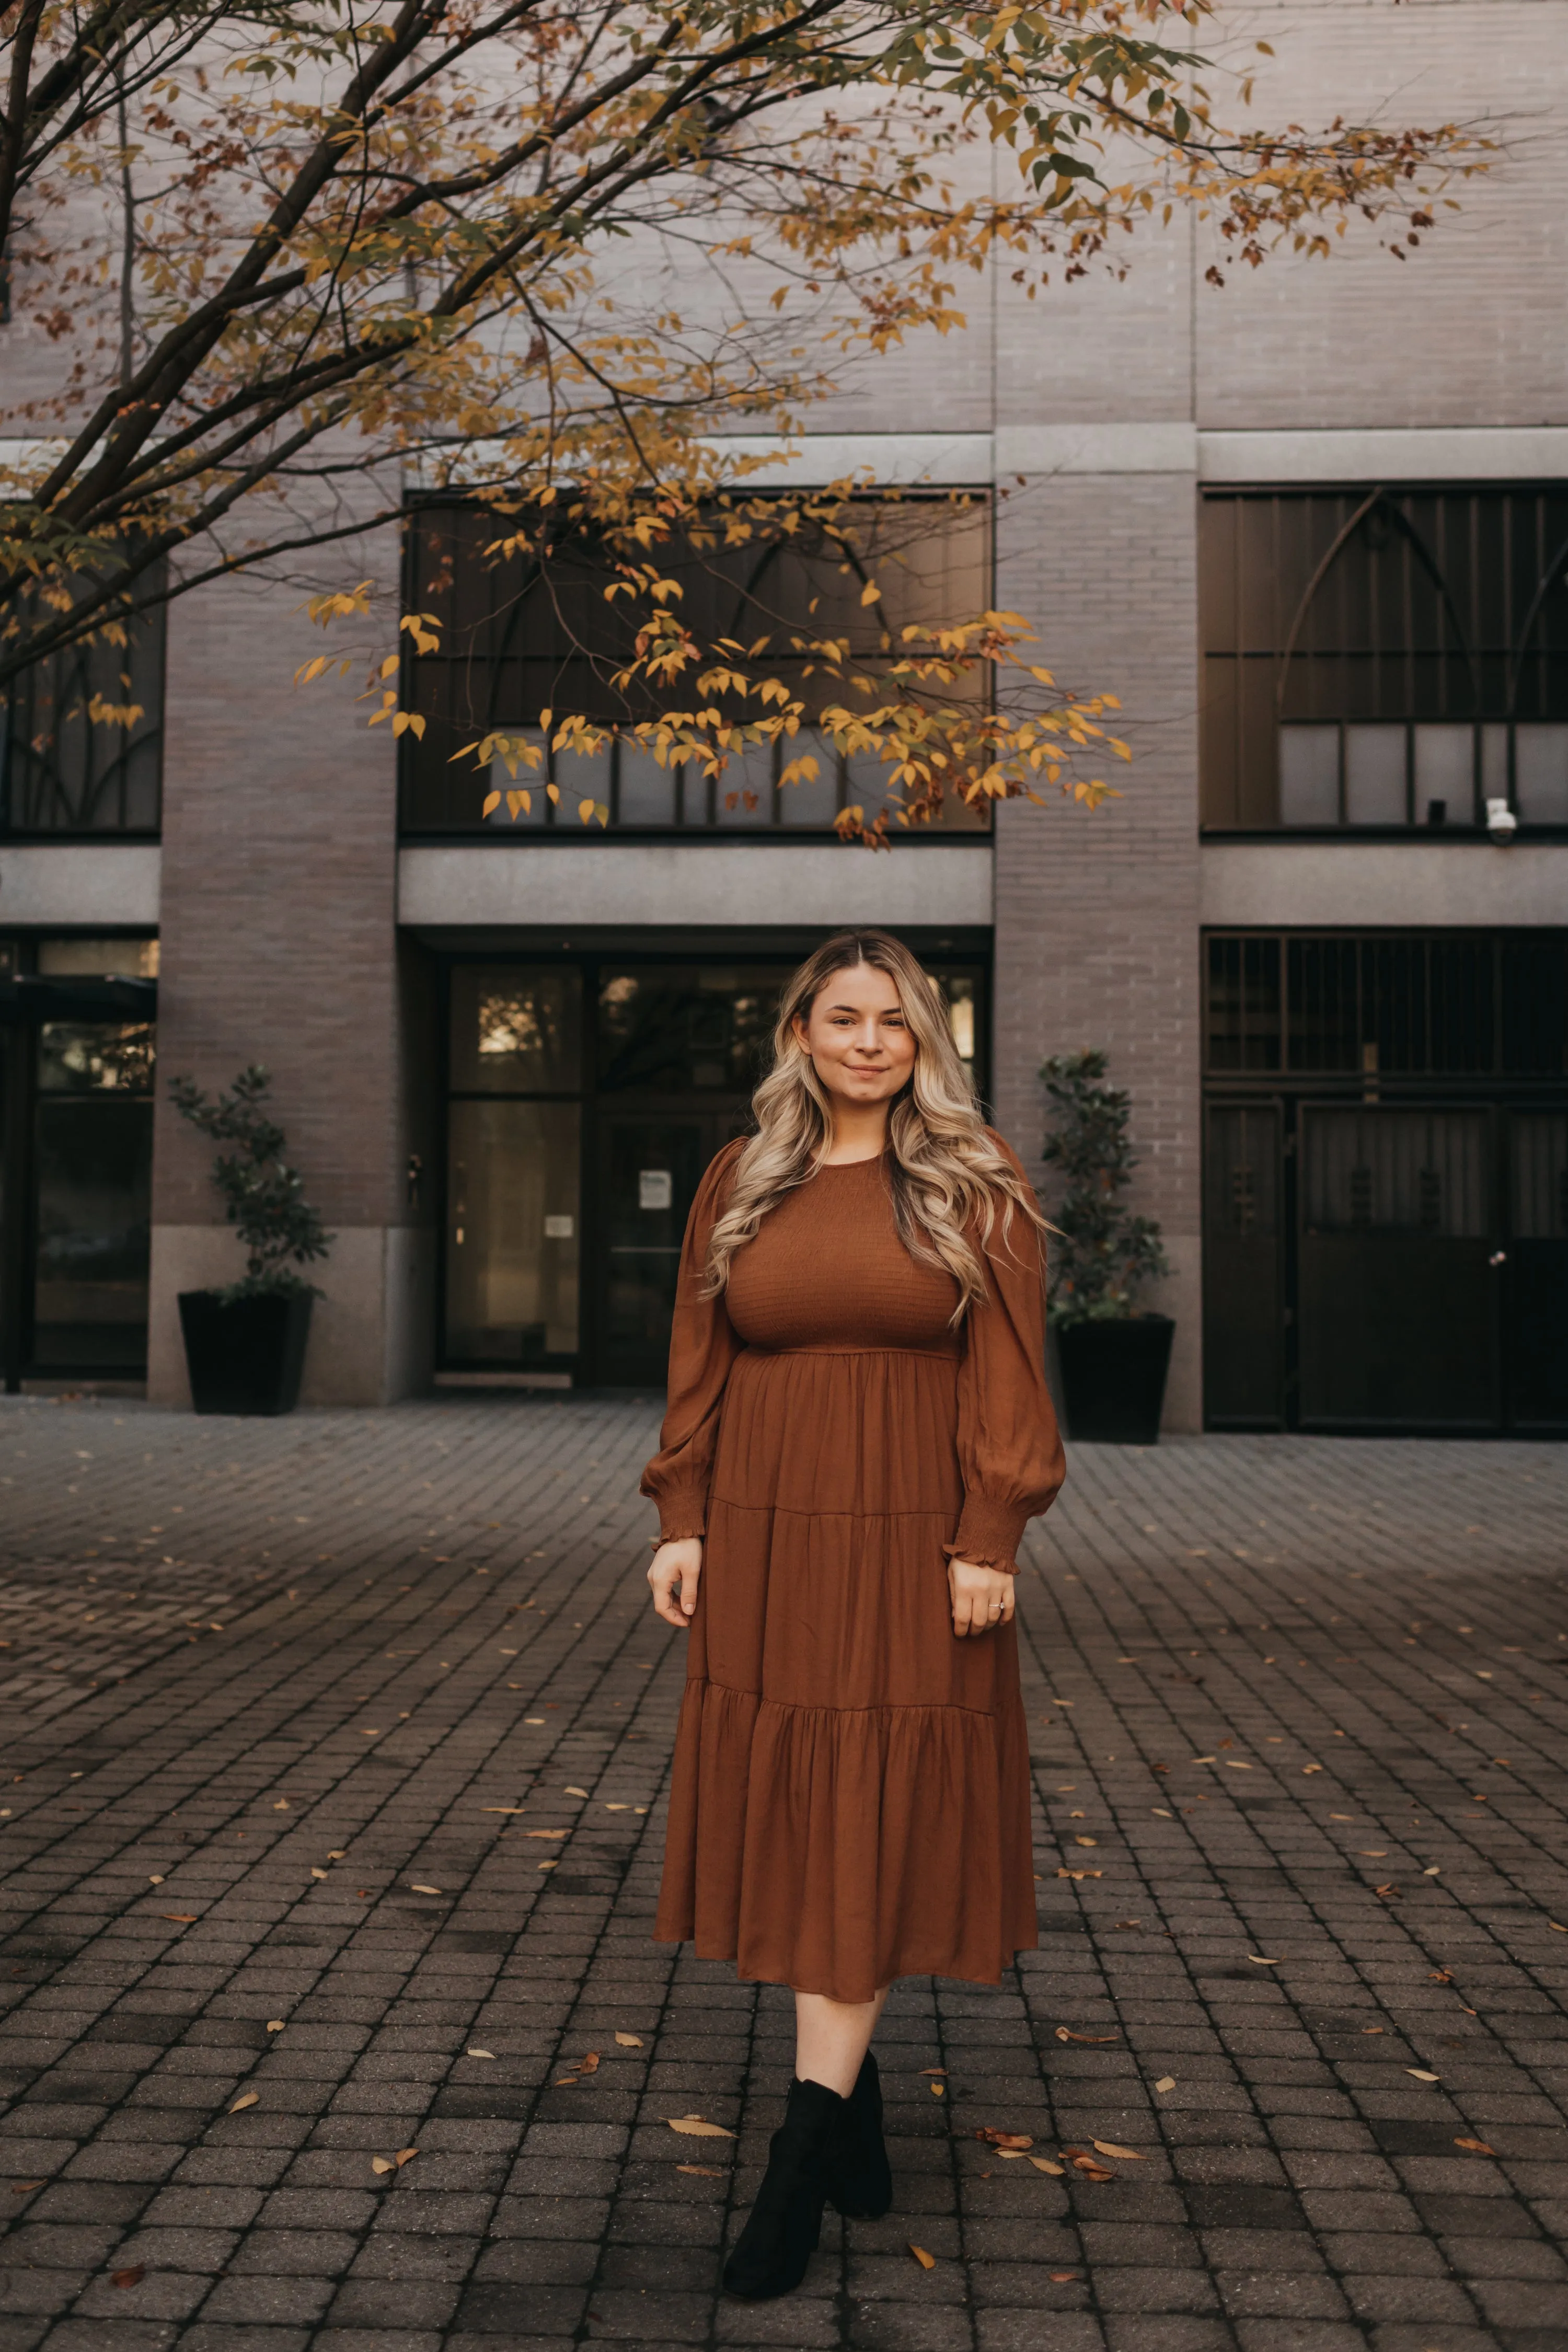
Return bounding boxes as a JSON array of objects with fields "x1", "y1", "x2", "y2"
[
  {"x1": 0, "y1": 0, "x2": 1478, "y2": 834},
  {"x1": 1040, "y1": 1047, "x2": 1168, "y2": 1323}
]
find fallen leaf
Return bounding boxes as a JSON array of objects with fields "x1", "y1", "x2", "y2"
[
  {"x1": 162, "y1": 1913, "x2": 198, "y2": 1924},
  {"x1": 676, "y1": 2163, "x2": 722, "y2": 2177},
  {"x1": 930, "y1": 2081, "x2": 946, "y2": 2097},
  {"x1": 1375, "y1": 1883, "x2": 1399, "y2": 1899},
  {"x1": 1055, "y1": 2028, "x2": 1119, "y2": 2043},
  {"x1": 1302, "y1": 1765, "x2": 1323, "y2": 1774},
  {"x1": 525, "y1": 1830, "x2": 566, "y2": 1839},
  {"x1": 310, "y1": 1867, "x2": 329, "y2": 1880},
  {"x1": 1154, "y1": 2077, "x2": 1177, "y2": 2093},
  {"x1": 396, "y1": 2148, "x2": 418, "y2": 2166},
  {"x1": 1030, "y1": 2156, "x2": 1066, "y2": 2175},
  {"x1": 1074, "y1": 1836, "x2": 1098, "y2": 1848},
  {"x1": 10, "y1": 2181, "x2": 47, "y2": 2193},
  {"x1": 467, "y1": 2048, "x2": 495, "y2": 2059},
  {"x1": 228, "y1": 2092, "x2": 259, "y2": 2113},
  {"x1": 920, "y1": 2067, "x2": 947, "y2": 2076},
  {"x1": 147, "y1": 1874, "x2": 164, "y2": 1885},
  {"x1": 1248, "y1": 1956, "x2": 1283, "y2": 1966},
  {"x1": 1408, "y1": 2069, "x2": 1441, "y2": 2083},
  {"x1": 1363, "y1": 2027, "x2": 1385, "y2": 2036},
  {"x1": 1358, "y1": 1851, "x2": 1388, "y2": 1858},
  {"x1": 1072, "y1": 2157, "x2": 1116, "y2": 2181},
  {"x1": 273, "y1": 1800, "x2": 290, "y2": 1811},
  {"x1": 327, "y1": 1850, "x2": 346, "y2": 1860},
  {"x1": 410, "y1": 1884, "x2": 442, "y2": 1895},
  {"x1": 1430, "y1": 1969, "x2": 1453, "y2": 1983},
  {"x1": 1191, "y1": 1755, "x2": 1216, "y2": 1764},
  {"x1": 976, "y1": 2128, "x2": 1033, "y2": 2150},
  {"x1": 1093, "y1": 2141, "x2": 1144, "y2": 2160},
  {"x1": 604, "y1": 1802, "x2": 630, "y2": 1811},
  {"x1": 112, "y1": 2265, "x2": 146, "y2": 2288},
  {"x1": 371, "y1": 2157, "x2": 394, "y2": 2175},
  {"x1": 482, "y1": 1806, "x2": 525, "y2": 1814},
  {"x1": 1423, "y1": 1866, "x2": 1441, "y2": 1877},
  {"x1": 1551, "y1": 1921, "x2": 1568, "y2": 1934},
  {"x1": 1455, "y1": 2137, "x2": 1496, "y2": 2155},
  {"x1": 578, "y1": 2052, "x2": 601, "y2": 2074},
  {"x1": 909, "y1": 2244, "x2": 937, "y2": 2269},
  {"x1": 1057, "y1": 1869, "x2": 1103, "y2": 1881},
  {"x1": 267, "y1": 2021, "x2": 285, "y2": 2034},
  {"x1": 667, "y1": 2116, "x2": 735, "y2": 2138},
  {"x1": 564, "y1": 1785, "x2": 590, "y2": 1798},
  {"x1": 1224, "y1": 1760, "x2": 1253, "y2": 1770},
  {"x1": 615, "y1": 2033, "x2": 643, "y2": 2048},
  {"x1": 537, "y1": 1860, "x2": 558, "y2": 1871}
]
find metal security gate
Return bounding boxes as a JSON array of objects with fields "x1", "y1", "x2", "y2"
[{"x1": 1297, "y1": 1105, "x2": 1497, "y2": 1430}]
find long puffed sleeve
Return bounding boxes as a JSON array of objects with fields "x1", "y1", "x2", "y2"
[
  {"x1": 639, "y1": 1137, "x2": 747, "y2": 1543},
  {"x1": 944, "y1": 1142, "x2": 1066, "y2": 1572}
]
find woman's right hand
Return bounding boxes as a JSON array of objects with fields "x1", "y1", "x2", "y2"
[{"x1": 648, "y1": 1537, "x2": 703, "y2": 1629}]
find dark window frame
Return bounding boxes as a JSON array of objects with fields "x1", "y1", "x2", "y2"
[
  {"x1": 396, "y1": 492, "x2": 995, "y2": 841},
  {"x1": 1201, "y1": 485, "x2": 1568, "y2": 835},
  {"x1": 0, "y1": 566, "x2": 167, "y2": 839}
]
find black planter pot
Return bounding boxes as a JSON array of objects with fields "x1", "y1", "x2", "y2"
[
  {"x1": 178, "y1": 1289, "x2": 314, "y2": 1416},
  {"x1": 1055, "y1": 1314, "x2": 1174, "y2": 1445}
]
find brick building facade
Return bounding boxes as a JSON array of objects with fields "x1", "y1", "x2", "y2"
[{"x1": 2, "y1": 2, "x2": 1565, "y2": 1434}]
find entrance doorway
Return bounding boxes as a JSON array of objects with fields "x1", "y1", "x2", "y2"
[
  {"x1": 439, "y1": 945, "x2": 988, "y2": 1388},
  {"x1": 1203, "y1": 931, "x2": 1568, "y2": 1433},
  {"x1": 0, "y1": 939, "x2": 158, "y2": 1388}
]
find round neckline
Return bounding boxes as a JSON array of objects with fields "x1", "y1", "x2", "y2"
[{"x1": 814, "y1": 1150, "x2": 889, "y2": 1171}]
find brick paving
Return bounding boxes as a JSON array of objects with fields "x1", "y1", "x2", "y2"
[{"x1": 1, "y1": 1396, "x2": 1567, "y2": 2352}]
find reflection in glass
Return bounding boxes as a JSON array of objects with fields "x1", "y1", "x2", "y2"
[
  {"x1": 1278, "y1": 726, "x2": 1339, "y2": 824},
  {"x1": 618, "y1": 743, "x2": 679, "y2": 824},
  {"x1": 598, "y1": 966, "x2": 792, "y2": 1093},
  {"x1": 1344, "y1": 727, "x2": 1408, "y2": 825},
  {"x1": 446, "y1": 1100, "x2": 580, "y2": 1359},
  {"x1": 32, "y1": 1021, "x2": 154, "y2": 1367},
  {"x1": 1516, "y1": 724, "x2": 1568, "y2": 825},
  {"x1": 449, "y1": 966, "x2": 581, "y2": 1092},
  {"x1": 1413, "y1": 725, "x2": 1475, "y2": 824},
  {"x1": 37, "y1": 938, "x2": 159, "y2": 978},
  {"x1": 778, "y1": 731, "x2": 841, "y2": 826}
]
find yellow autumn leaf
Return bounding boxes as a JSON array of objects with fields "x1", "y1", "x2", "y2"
[
  {"x1": 564, "y1": 1786, "x2": 590, "y2": 1798},
  {"x1": 371, "y1": 2157, "x2": 394, "y2": 2175},
  {"x1": 1029, "y1": 2155, "x2": 1065, "y2": 2175},
  {"x1": 667, "y1": 2116, "x2": 734, "y2": 2138},
  {"x1": 1154, "y1": 2077, "x2": 1177, "y2": 2092},
  {"x1": 266, "y1": 2021, "x2": 285, "y2": 2034},
  {"x1": 228, "y1": 2092, "x2": 259, "y2": 2113},
  {"x1": 395, "y1": 2148, "x2": 418, "y2": 2165},
  {"x1": 908, "y1": 2243, "x2": 936, "y2": 2269},
  {"x1": 467, "y1": 2048, "x2": 495, "y2": 2059},
  {"x1": 1093, "y1": 2141, "x2": 1143, "y2": 2160},
  {"x1": 614, "y1": 2033, "x2": 643, "y2": 2047}
]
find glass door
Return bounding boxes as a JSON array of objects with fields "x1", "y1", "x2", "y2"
[
  {"x1": 32, "y1": 1020, "x2": 154, "y2": 1369},
  {"x1": 443, "y1": 966, "x2": 583, "y2": 1370},
  {"x1": 594, "y1": 1113, "x2": 738, "y2": 1386}
]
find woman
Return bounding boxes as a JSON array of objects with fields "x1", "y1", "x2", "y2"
[{"x1": 642, "y1": 928, "x2": 1065, "y2": 2300}]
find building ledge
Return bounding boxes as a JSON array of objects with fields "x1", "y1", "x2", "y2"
[
  {"x1": 1201, "y1": 836, "x2": 1568, "y2": 929},
  {"x1": 397, "y1": 840, "x2": 993, "y2": 929},
  {"x1": 0, "y1": 842, "x2": 161, "y2": 927}
]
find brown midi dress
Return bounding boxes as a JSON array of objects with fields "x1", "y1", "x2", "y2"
[{"x1": 641, "y1": 1134, "x2": 1066, "y2": 2003}]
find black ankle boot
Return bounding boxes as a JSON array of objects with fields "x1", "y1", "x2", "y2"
[
  {"x1": 822, "y1": 2050, "x2": 893, "y2": 2219},
  {"x1": 722, "y1": 2076, "x2": 841, "y2": 2300}
]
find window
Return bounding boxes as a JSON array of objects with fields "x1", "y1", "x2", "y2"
[
  {"x1": 1201, "y1": 489, "x2": 1568, "y2": 831},
  {"x1": 1205, "y1": 931, "x2": 1568, "y2": 1079},
  {"x1": 398, "y1": 498, "x2": 991, "y2": 836},
  {"x1": 1, "y1": 568, "x2": 166, "y2": 835}
]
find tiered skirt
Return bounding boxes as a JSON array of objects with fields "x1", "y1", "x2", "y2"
[{"x1": 654, "y1": 1344, "x2": 1036, "y2": 2002}]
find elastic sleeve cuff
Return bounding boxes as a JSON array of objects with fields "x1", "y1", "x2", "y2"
[
  {"x1": 946, "y1": 1494, "x2": 1032, "y2": 1573},
  {"x1": 652, "y1": 1486, "x2": 709, "y2": 1544}
]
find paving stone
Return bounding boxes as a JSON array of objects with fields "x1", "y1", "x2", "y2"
[{"x1": 3, "y1": 1401, "x2": 1567, "y2": 2349}]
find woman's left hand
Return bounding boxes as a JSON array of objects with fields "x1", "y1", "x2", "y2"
[{"x1": 948, "y1": 1558, "x2": 1015, "y2": 1637}]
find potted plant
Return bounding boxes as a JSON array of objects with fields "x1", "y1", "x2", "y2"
[
  {"x1": 170, "y1": 1066, "x2": 332, "y2": 1415},
  {"x1": 1041, "y1": 1048, "x2": 1173, "y2": 1444}
]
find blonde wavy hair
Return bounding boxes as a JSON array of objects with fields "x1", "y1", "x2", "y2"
[{"x1": 703, "y1": 929, "x2": 1047, "y2": 1320}]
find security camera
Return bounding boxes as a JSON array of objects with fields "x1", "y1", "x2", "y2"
[{"x1": 1485, "y1": 797, "x2": 1517, "y2": 843}]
